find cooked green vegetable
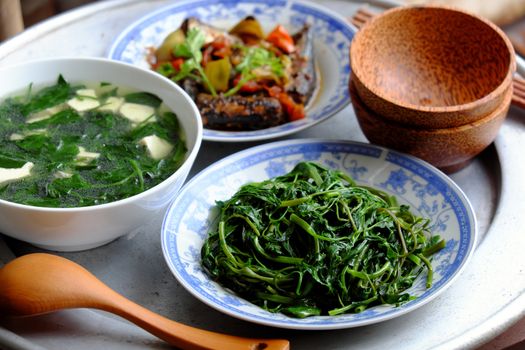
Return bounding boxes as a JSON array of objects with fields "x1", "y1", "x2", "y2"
[
  {"x1": 0, "y1": 75, "x2": 186, "y2": 208},
  {"x1": 172, "y1": 28, "x2": 217, "y2": 96},
  {"x1": 223, "y1": 45, "x2": 285, "y2": 97},
  {"x1": 201, "y1": 162, "x2": 445, "y2": 318}
]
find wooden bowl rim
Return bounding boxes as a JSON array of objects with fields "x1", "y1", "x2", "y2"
[
  {"x1": 350, "y1": 5, "x2": 516, "y2": 114},
  {"x1": 349, "y1": 76, "x2": 512, "y2": 133}
]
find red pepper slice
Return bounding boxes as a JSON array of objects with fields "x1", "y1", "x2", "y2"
[
  {"x1": 204, "y1": 37, "x2": 232, "y2": 59},
  {"x1": 211, "y1": 36, "x2": 228, "y2": 50},
  {"x1": 171, "y1": 58, "x2": 184, "y2": 71},
  {"x1": 232, "y1": 75, "x2": 263, "y2": 93},
  {"x1": 213, "y1": 46, "x2": 232, "y2": 59},
  {"x1": 266, "y1": 86, "x2": 305, "y2": 121},
  {"x1": 266, "y1": 25, "x2": 296, "y2": 54},
  {"x1": 280, "y1": 94, "x2": 305, "y2": 121}
]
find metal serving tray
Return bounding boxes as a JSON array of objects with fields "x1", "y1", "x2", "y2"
[{"x1": 0, "y1": 1, "x2": 524, "y2": 349}]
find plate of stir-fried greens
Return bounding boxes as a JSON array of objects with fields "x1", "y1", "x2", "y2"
[
  {"x1": 108, "y1": 0, "x2": 354, "y2": 142},
  {"x1": 161, "y1": 139, "x2": 477, "y2": 329}
]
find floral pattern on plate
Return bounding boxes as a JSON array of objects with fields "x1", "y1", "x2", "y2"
[{"x1": 161, "y1": 139, "x2": 477, "y2": 330}]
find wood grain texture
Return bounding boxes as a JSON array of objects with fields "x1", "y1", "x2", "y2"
[
  {"x1": 0, "y1": 253, "x2": 290, "y2": 350},
  {"x1": 349, "y1": 76, "x2": 511, "y2": 173},
  {"x1": 0, "y1": 0, "x2": 24, "y2": 41},
  {"x1": 404, "y1": 0, "x2": 525, "y2": 26},
  {"x1": 350, "y1": 6, "x2": 515, "y2": 129}
]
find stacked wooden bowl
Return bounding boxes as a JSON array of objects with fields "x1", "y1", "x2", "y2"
[{"x1": 349, "y1": 6, "x2": 516, "y2": 173}]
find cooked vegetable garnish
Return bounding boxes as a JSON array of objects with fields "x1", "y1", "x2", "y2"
[
  {"x1": 172, "y1": 28, "x2": 218, "y2": 97},
  {"x1": 201, "y1": 162, "x2": 445, "y2": 318},
  {"x1": 150, "y1": 16, "x2": 316, "y2": 130}
]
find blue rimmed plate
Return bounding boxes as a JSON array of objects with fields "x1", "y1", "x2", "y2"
[
  {"x1": 107, "y1": 0, "x2": 355, "y2": 142},
  {"x1": 161, "y1": 139, "x2": 477, "y2": 330}
]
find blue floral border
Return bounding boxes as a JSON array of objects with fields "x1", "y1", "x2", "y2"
[{"x1": 161, "y1": 140, "x2": 476, "y2": 328}]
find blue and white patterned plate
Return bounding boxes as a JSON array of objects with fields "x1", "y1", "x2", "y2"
[
  {"x1": 107, "y1": 0, "x2": 354, "y2": 142},
  {"x1": 161, "y1": 139, "x2": 477, "y2": 329}
]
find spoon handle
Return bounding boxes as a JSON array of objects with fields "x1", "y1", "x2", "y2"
[
  {"x1": 0, "y1": 253, "x2": 289, "y2": 350},
  {"x1": 100, "y1": 287, "x2": 288, "y2": 350}
]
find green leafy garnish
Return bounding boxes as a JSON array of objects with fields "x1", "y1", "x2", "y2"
[
  {"x1": 224, "y1": 46, "x2": 285, "y2": 97},
  {"x1": 156, "y1": 62, "x2": 176, "y2": 78},
  {"x1": 201, "y1": 162, "x2": 445, "y2": 317},
  {"x1": 172, "y1": 28, "x2": 217, "y2": 96},
  {"x1": 160, "y1": 27, "x2": 286, "y2": 98}
]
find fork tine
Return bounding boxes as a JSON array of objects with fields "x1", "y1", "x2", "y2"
[
  {"x1": 354, "y1": 10, "x2": 374, "y2": 21},
  {"x1": 511, "y1": 76, "x2": 525, "y2": 108},
  {"x1": 512, "y1": 94, "x2": 525, "y2": 109},
  {"x1": 513, "y1": 75, "x2": 525, "y2": 85},
  {"x1": 350, "y1": 7, "x2": 376, "y2": 30},
  {"x1": 351, "y1": 18, "x2": 367, "y2": 29},
  {"x1": 513, "y1": 76, "x2": 525, "y2": 92},
  {"x1": 514, "y1": 88, "x2": 525, "y2": 97},
  {"x1": 512, "y1": 76, "x2": 525, "y2": 107},
  {"x1": 350, "y1": 17, "x2": 367, "y2": 29},
  {"x1": 513, "y1": 88, "x2": 525, "y2": 100}
]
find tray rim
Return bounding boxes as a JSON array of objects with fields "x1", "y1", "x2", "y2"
[{"x1": 0, "y1": 0, "x2": 523, "y2": 349}]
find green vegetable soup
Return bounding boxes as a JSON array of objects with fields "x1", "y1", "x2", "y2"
[
  {"x1": 0, "y1": 76, "x2": 186, "y2": 208},
  {"x1": 201, "y1": 162, "x2": 445, "y2": 318}
]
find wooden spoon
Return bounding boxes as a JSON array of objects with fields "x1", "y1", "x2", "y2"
[{"x1": 0, "y1": 253, "x2": 289, "y2": 350}]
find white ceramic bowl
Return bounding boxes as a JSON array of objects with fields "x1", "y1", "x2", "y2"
[{"x1": 0, "y1": 57, "x2": 202, "y2": 251}]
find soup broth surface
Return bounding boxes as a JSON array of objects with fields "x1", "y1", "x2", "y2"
[{"x1": 0, "y1": 76, "x2": 186, "y2": 208}]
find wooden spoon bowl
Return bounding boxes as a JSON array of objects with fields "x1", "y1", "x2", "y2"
[
  {"x1": 350, "y1": 5, "x2": 515, "y2": 129},
  {"x1": 0, "y1": 253, "x2": 289, "y2": 350}
]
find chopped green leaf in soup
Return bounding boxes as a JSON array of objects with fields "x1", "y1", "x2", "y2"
[{"x1": 0, "y1": 76, "x2": 187, "y2": 208}]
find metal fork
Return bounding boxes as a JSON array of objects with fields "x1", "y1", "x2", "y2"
[{"x1": 349, "y1": 7, "x2": 376, "y2": 29}]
